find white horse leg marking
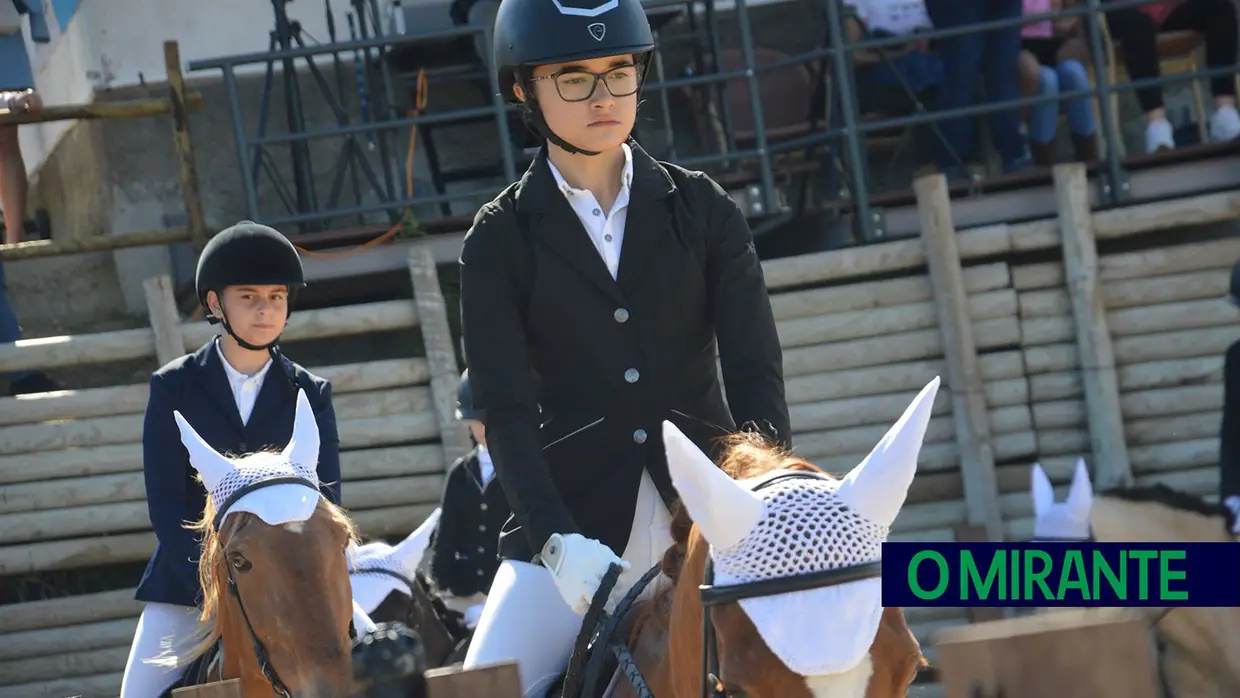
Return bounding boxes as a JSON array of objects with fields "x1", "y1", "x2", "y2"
[
  {"x1": 282, "y1": 521, "x2": 306, "y2": 534},
  {"x1": 804, "y1": 654, "x2": 873, "y2": 698}
]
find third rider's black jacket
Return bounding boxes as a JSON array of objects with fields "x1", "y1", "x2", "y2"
[{"x1": 459, "y1": 141, "x2": 791, "y2": 562}]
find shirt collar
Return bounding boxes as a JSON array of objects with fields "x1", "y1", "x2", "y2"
[
  {"x1": 214, "y1": 336, "x2": 274, "y2": 384},
  {"x1": 546, "y1": 142, "x2": 634, "y2": 200}
]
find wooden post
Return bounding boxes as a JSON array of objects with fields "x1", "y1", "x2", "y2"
[
  {"x1": 426, "y1": 661, "x2": 523, "y2": 698},
  {"x1": 171, "y1": 679, "x2": 242, "y2": 697},
  {"x1": 1052, "y1": 163, "x2": 1133, "y2": 488},
  {"x1": 164, "y1": 40, "x2": 209, "y2": 253},
  {"x1": 915, "y1": 174, "x2": 1004, "y2": 541},
  {"x1": 408, "y1": 247, "x2": 472, "y2": 464},
  {"x1": 143, "y1": 274, "x2": 187, "y2": 366}
]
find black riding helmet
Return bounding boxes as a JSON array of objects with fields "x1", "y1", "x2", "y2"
[
  {"x1": 455, "y1": 368, "x2": 485, "y2": 422},
  {"x1": 195, "y1": 221, "x2": 306, "y2": 352},
  {"x1": 492, "y1": 0, "x2": 655, "y2": 156},
  {"x1": 1228, "y1": 260, "x2": 1240, "y2": 307}
]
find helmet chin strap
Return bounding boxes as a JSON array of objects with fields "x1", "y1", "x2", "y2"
[
  {"x1": 524, "y1": 89, "x2": 602, "y2": 157},
  {"x1": 209, "y1": 302, "x2": 282, "y2": 353}
]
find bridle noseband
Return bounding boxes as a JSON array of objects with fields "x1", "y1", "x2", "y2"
[{"x1": 215, "y1": 477, "x2": 351, "y2": 697}]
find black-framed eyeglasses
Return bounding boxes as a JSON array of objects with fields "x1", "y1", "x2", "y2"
[{"x1": 529, "y1": 65, "x2": 643, "y2": 103}]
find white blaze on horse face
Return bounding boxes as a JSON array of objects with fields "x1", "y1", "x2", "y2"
[
  {"x1": 282, "y1": 387, "x2": 321, "y2": 476},
  {"x1": 805, "y1": 655, "x2": 873, "y2": 698},
  {"x1": 1031, "y1": 457, "x2": 1093, "y2": 541},
  {"x1": 661, "y1": 420, "x2": 766, "y2": 551},
  {"x1": 833, "y1": 376, "x2": 939, "y2": 528}
]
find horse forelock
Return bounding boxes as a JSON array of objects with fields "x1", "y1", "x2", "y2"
[{"x1": 171, "y1": 493, "x2": 361, "y2": 668}]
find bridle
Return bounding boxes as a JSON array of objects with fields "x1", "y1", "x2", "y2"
[
  {"x1": 699, "y1": 471, "x2": 883, "y2": 698},
  {"x1": 562, "y1": 470, "x2": 885, "y2": 698},
  {"x1": 214, "y1": 476, "x2": 355, "y2": 697}
]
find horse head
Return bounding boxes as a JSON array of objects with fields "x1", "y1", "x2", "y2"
[
  {"x1": 652, "y1": 378, "x2": 939, "y2": 698},
  {"x1": 1030, "y1": 458, "x2": 1093, "y2": 542},
  {"x1": 348, "y1": 509, "x2": 464, "y2": 666},
  {"x1": 175, "y1": 389, "x2": 360, "y2": 697}
]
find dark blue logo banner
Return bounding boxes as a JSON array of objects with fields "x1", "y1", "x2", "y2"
[{"x1": 881, "y1": 542, "x2": 1240, "y2": 607}]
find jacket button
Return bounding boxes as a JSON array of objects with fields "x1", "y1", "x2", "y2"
[
  {"x1": 477, "y1": 569, "x2": 485, "y2": 576},
  {"x1": 478, "y1": 546, "x2": 486, "y2": 554},
  {"x1": 480, "y1": 503, "x2": 488, "y2": 511},
  {"x1": 624, "y1": 368, "x2": 640, "y2": 383},
  {"x1": 613, "y1": 308, "x2": 629, "y2": 323},
  {"x1": 238, "y1": 442, "x2": 248, "y2": 451},
  {"x1": 633, "y1": 429, "x2": 648, "y2": 444}
]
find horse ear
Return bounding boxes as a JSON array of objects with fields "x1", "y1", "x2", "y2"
[
  {"x1": 662, "y1": 420, "x2": 764, "y2": 551},
  {"x1": 393, "y1": 507, "x2": 442, "y2": 567},
  {"x1": 835, "y1": 376, "x2": 938, "y2": 528},
  {"x1": 1066, "y1": 457, "x2": 1093, "y2": 516},
  {"x1": 282, "y1": 389, "x2": 321, "y2": 474},
  {"x1": 1031, "y1": 462, "x2": 1055, "y2": 518},
  {"x1": 174, "y1": 410, "x2": 236, "y2": 493}
]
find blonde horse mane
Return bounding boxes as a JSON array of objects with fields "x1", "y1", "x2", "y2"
[{"x1": 149, "y1": 453, "x2": 361, "y2": 669}]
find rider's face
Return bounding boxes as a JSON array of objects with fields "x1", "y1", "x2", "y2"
[
  {"x1": 515, "y1": 54, "x2": 639, "y2": 155},
  {"x1": 209, "y1": 284, "x2": 289, "y2": 347}
]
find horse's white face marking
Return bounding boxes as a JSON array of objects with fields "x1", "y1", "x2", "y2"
[
  {"x1": 805, "y1": 655, "x2": 873, "y2": 698},
  {"x1": 282, "y1": 521, "x2": 306, "y2": 534}
]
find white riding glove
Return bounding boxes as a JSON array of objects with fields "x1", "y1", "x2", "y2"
[
  {"x1": 540, "y1": 532, "x2": 630, "y2": 615},
  {"x1": 463, "y1": 603, "x2": 485, "y2": 629},
  {"x1": 1225, "y1": 496, "x2": 1240, "y2": 537}
]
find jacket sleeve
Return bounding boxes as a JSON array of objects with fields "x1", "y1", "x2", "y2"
[
  {"x1": 430, "y1": 463, "x2": 463, "y2": 595},
  {"x1": 1221, "y1": 342, "x2": 1240, "y2": 500},
  {"x1": 141, "y1": 372, "x2": 201, "y2": 595},
  {"x1": 459, "y1": 204, "x2": 580, "y2": 555},
  {"x1": 700, "y1": 177, "x2": 792, "y2": 448},
  {"x1": 313, "y1": 379, "x2": 343, "y2": 505}
]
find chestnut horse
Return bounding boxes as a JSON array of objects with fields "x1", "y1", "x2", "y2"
[
  {"x1": 1031, "y1": 461, "x2": 1240, "y2": 697},
  {"x1": 157, "y1": 389, "x2": 361, "y2": 697},
  {"x1": 612, "y1": 378, "x2": 940, "y2": 698}
]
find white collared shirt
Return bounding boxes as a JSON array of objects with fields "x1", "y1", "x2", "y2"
[
  {"x1": 477, "y1": 444, "x2": 495, "y2": 487},
  {"x1": 545, "y1": 143, "x2": 634, "y2": 280},
  {"x1": 214, "y1": 338, "x2": 274, "y2": 426}
]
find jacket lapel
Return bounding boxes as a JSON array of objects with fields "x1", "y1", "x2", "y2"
[
  {"x1": 516, "y1": 148, "x2": 626, "y2": 306},
  {"x1": 246, "y1": 353, "x2": 295, "y2": 434},
  {"x1": 616, "y1": 141, "x2": 677, "y2": 297},
  {"x1": 193, "y1": 341, "x2": 246, "y2": 436}
]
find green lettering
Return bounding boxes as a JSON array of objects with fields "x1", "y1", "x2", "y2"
[
  {"x1": 962, "y1": 550, "x2": 1005, "y2": 601},
  {"x1": 908, "y1": 551, "x2": 949, "y2": 600},
  {"x1": 1009, "y1": 545, "x2": 1020, "y2": 600},
  {"x1": 1159, "y1": 550, "x2": 1188, "y2": 601},
  {"x1": 1057, "y1": 550, "x2": 1090, "y2": 601},
  {"x1": 1023, "y1": 550, "x2": 1055, "y2": 600},
  {"x1": 1092, "y1": 550, "x2": 1126, "y2": 600},
  {"x1": 1129, "y1": 550, "x2": 1157, "y2": 600}
]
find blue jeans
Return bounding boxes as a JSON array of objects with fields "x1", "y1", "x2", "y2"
[
  {"x1": 924, "y1": 0, "x2": 1027, "y2": 171},
  {"x1": 1028, "y1": 60, "x2": 1097, "y2": 145},
  {"x1": 0, "y1": 262, "x2": 33, "y2": 383}
]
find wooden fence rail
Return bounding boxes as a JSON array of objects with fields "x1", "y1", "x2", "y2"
[{"x1": 2, "y1": 164, "x2": 1239, "y2": 696}]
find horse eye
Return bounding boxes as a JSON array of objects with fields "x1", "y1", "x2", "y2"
[{"x1": 230, "y1": 552, "x2": 252, "y2": 572}]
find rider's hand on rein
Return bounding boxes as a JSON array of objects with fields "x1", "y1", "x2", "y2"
[{"x1": 541, "y1": 533, "x2": 631, "y2": 615}]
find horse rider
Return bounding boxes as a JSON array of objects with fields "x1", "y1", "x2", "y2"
[
  {"x1": 429, "y1": 368, "x2": 511, "y2": 629},
  {"x1": 456, "y1": 0, "x2": 791, "y2": 691},
  {"x1": 121, "y1": 222, "x2": 346, "y2": 698},
  {"x1": 1221, "y1": 259, "x2": 1240, "y2": 537}
]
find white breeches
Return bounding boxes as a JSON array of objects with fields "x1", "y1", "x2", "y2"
[
  {"x1": 463, "y1": 470, "x2": 674, "y2": 698},
  {"x1": 120, "y1": 602, "x2": 203, "y2": 698}
]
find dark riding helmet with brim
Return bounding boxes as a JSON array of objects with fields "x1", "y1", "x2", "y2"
[
  {"x1": 1228, "y1": 260, "x2": 1240, "y2": 308},
  {"x1": 456, "y1": 368, "x2": 485, "y2": 422},
  {"x1": 492, "y1": 0, "x2": 655, "y2": 155},
  {"x1": 195, "y1": 221, "x2": 305, "y2": 349}
]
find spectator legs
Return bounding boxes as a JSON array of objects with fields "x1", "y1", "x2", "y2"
[
  {"x1": 924, "y1": 0, "x2": 1028, "y2": 175},
  {"x1": 1163, "y1": 0, "x2": 1240, "y2": 143}
]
